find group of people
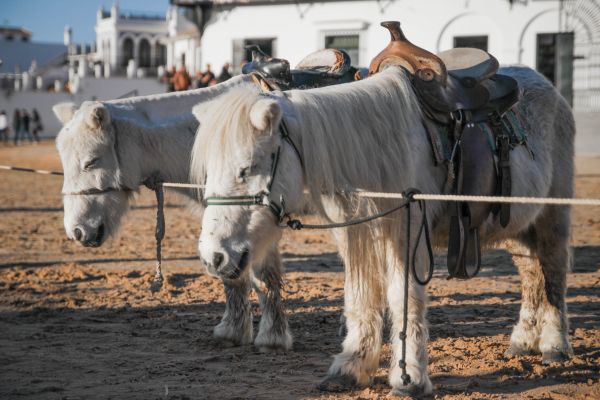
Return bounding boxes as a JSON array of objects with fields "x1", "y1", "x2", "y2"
[
  {"x1": 0, "y1": 109, "x2": 43, "y2": 145},
  {"x1": 162, "y1": 63, "x2": 233, "y2": 92}
]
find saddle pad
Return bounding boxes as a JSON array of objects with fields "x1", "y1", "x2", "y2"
[{"x1": 427, "y1": 105, "x2": 531, "y2": 165}]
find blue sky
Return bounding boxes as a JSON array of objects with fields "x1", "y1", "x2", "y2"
[{"x1": 2, "y1": 0, "x2": 170, "y2": 44}]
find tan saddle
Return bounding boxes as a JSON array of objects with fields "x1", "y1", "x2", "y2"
[{"x1": 369, "y1": 21, "x2": 520, "y2": 280}]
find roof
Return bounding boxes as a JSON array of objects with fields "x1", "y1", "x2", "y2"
[
  {"x1": 171, "y1": 0, "x2": 354, "y2": 6},
  {"x1": 0, "y1": 40, "x2": 67, "y2": 74},
  {"x1": 0, "y1": 26, "x2": 32, "y2": 38}
]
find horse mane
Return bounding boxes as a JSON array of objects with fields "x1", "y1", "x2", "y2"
[{"x1": 190, "y1": 66, "x2": 426, "y2": 214}]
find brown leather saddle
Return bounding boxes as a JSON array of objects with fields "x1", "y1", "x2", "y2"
[
  {"x1": 242, "y1": 45, "x2": 363, "y2": 91},
  {"x1": 369, "y1": 21, "x2": 520, "y2": 279}
]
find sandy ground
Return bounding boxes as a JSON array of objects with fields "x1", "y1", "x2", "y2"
[{"x1": 0, "y1": 142, "x2": 599, "y2": 400}]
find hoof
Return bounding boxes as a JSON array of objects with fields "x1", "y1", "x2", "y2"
[
  {"x1": 213, "y1": 323, "x2": 252, "y2": 347},
  {"x1": 505, "y1": 344, "x2": 534, "y2": 358},
  {"x1": 254, "y1": 331, "x2": 293, "y2": 353},
  {"x1": 389, "y1": 383, "x2": 429, "y2": 398},
  {"x1": 317, "y1": 374, "x2": 358, "y2": 392},
  {"x1": 542, "y1": 350, "x2": 570, "y2": 365}
]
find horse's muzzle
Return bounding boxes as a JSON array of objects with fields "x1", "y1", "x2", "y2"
[{"x1": 77, "y1": 223, "x2": 105, "y2": 247}]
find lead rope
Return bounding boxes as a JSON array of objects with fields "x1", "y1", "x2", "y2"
[
  {"x1": 144, "y1": 175, "x2": 165, "y2": 293},
  {"x1": 400, "y1": 200, "x2": 412, "y2": 385}
]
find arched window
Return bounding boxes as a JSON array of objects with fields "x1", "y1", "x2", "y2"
[
  {"x1": 155, "y1": 43, "x2": 167, "y2": 67},
  {"x1": 139, "y1": 39, "x2": 151, "y2": 68},
  {"x1": 121, "y1": 37, "x2": 134, "y2": 67}
]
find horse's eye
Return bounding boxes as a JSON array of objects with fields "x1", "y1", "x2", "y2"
[
  {"x1": 83, "y1": 157, "x2": 100, "y2": 170},
  {"x1": 238, "y1": 166, "x2": 250, "y2": 180}
]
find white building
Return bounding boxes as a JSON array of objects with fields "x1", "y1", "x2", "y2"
[
  {"x1": 95, "y1": 3, "x2": 168, "y2": 75},
  {"x1": 190, "y1": 0, "x2": 599, "y2": 110},
  {"x1": 93, "y1": 3, "x2": 201, "y2": 76}
]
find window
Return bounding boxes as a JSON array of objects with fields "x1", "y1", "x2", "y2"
[
  {"x1": 155, "y1": 43, "x2": 167, "y2": 67},
  {"x1": 536, "y1": 33, "x2": 557, "y2": 84},
  {"x1": 325, "y1": 34, "x2": 359, "y2": 66},
  {"x1": 139, "y1": 39, "x2": 151, "y2": 68},
  {"x1": 121, "y1": 38, "x2": 134, "y2": 67},
  {"x1": 453, "y1": 35, "x2": 488, "y2": 52}
]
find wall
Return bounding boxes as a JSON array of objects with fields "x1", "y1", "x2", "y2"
[
  {"x1": 0, "y1": 77, "x2": 166, "y2": 138},
  {"x1": 200, "y1": 0, "x2": 559, "y2": 69}
]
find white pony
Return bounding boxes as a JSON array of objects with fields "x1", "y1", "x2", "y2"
[
  {"x1": 191, "y1": 66, "x2": 574, "y2": 396},
  {"x1": 54, "y1": 75, "x2": 292, "y2": 351}
]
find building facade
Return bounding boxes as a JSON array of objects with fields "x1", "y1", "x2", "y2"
[{"x1": 193, "y1": 0, "x2": 599, "y2": 110}]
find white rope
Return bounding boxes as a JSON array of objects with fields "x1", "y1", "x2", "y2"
[
  {"x1": 161, "y1": 182, "x2": 204, "y2": 189},
  {"x1": 2, "y1": 164, "x2": 600, "y2": 206},
  {"x1": 353, "y1": 191, "x2": 600, "y2": 206}
]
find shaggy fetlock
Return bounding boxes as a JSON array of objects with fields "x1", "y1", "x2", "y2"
[
  {"x1": 506, "y1": 320, "x2": 540, "y2": 357},
  {"x1": 254, "y1": 322, "x2": 292, "y2": 352},
  {"x1": 213, "y1": 316, "x2": 253, "y2": 346},
  {"x1": 539, "y1": 321, "x2": 573, "y2": 364}
]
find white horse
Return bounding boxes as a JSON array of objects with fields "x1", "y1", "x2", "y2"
[
  {"x1": 53, "y1": 75, "x2": 293, "y2": 351},
  {"x1": 191, "y1": 66, "x2": 574, "y2": 396}
]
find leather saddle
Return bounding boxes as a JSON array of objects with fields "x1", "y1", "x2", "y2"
[
  {"x1": 242, "y1": 45, "x2": 362, "y2": 91},
  {"x1": 369, "y1": 21, "x2": 520, "y2": 280}
]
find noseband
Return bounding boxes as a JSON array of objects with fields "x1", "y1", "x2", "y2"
[
  {"x1": 204, "y1": 119, "x2": 303, "y2": 224},
  {"x1": 62, "y1": 186, "x2": 134, "y2": 196}
]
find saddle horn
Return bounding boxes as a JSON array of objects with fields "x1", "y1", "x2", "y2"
[
  {"x1": 245, "y1": 45, "x2": 271, "y2": 62},
  {"x1": 369, "y1": 21, "x2": 447, "y2": 86}
]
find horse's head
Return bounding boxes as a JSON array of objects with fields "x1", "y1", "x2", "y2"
[
  {"x1": 191, "y1": 89, "x2": 303, "y2": 280},
  {"x1": 54, "y1": 101, "x2": 133, "y2": 247}
]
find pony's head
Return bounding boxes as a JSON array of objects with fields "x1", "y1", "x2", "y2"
[
  {"x1": 191, "y1": 89, "x2": 303, "y2": 280},
  {"x1": 54, "y1": 101, "x2": 133, "y2": 247}
]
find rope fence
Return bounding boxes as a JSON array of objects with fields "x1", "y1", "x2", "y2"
[{"x1": 2, "y1": 164, "x2": 600, "y2": 206}]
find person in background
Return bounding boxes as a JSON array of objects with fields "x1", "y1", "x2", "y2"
[
  {"x1": 173, "y1": 65, "x2": 191, "y2": 91},
  {"x1": 21, "y1": 109, "x2": 34, "y2": 143},
  {"x1": 162, "y1": 66, "x2": 176, "y2": 92},
  {"x1": 0, "y1": 110, "x2": 8, "y2": 144},
  {"x1": 217, "y1": 62, "x2": 232, "y2": 83},
  {"x1": 13, "y1": 109, "x2": 21, "y2": 145},
  {"x1": 195, "y1": 70, "x2": 207, "y2": 89},
  {"x1": 200, "y1": 64, "x2": 215, "y2": 87},
  {"x1": 31, "y1": 108, "x2": 43, "y2": 142}
]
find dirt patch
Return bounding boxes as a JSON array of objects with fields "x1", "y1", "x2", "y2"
[{"x1": 1, "y1": 142, "x2": 599, "y2": 399}]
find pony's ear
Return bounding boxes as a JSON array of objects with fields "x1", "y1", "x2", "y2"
[
  {"x1": 85, "y1": 103, "x2": 111, "y2": 130},
  {"x1": 53, "y1": 102, "x2": 77, "y2": 125},
  {"x1": 249, "y1": 98, "x2": 281, "y2": 133}
]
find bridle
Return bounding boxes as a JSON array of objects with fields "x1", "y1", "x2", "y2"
[{"x1": 204, "y1": 119, "x2": 303, "y2": 224}]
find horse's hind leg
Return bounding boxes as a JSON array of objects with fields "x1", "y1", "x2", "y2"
[
  {"x1": 534, "y1": 205, "x2": 573, "y2": 363},
  {"x1": 508, "y1": 206, "x2": 573, "y2": 363},
  {"x1": 213, "y1": 277, "x2": 253, "y2": 346},
  {"x1": 252, "y1": 246, "x2": 292, "y2": 352},
  {"x1": 507, "y1": 237, "x2": 543, "y2": 356}
]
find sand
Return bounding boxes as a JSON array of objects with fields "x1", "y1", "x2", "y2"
[{"x1": 1, "y1": 142, "x2": 598, "y2": 399}]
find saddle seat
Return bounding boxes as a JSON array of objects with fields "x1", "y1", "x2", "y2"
[{"x1": 242, "y1": 46, "x2": 360, "y2": 90}]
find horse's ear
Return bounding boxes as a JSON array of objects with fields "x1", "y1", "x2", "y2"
[
  {"x1": 53, "y1": 102, "x2": 77, "y2": 125},
  {"x1": 85, "y1": 103, "x2": 111, "y2": 130},
  {"x1": 249, "y1": 98, "x2": 281, "y2": 133}
]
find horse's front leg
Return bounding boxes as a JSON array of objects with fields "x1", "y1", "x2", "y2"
[
  {"x1": 319, "y1": 266, "x2": 385, "y2": 390},
  {"x1": 251, "y1": 246, "x2": 293, "y2": 352},
  {"x1": 387, "y1": 244, "x2": 432, "y2": 397},
  {"x1": 214, "y1": 277, "x2": 253, "y2": 346}
]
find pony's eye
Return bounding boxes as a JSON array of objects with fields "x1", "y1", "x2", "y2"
[
  {"x1": 83, "y1": 157, "x2": 100, "y2": 170},
  {"x1": 238, "y1": 164, "x2": 257, "y2": 181},
  {"x1": 238, "y1": 166, "x2": 250, "y2": 180}
]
